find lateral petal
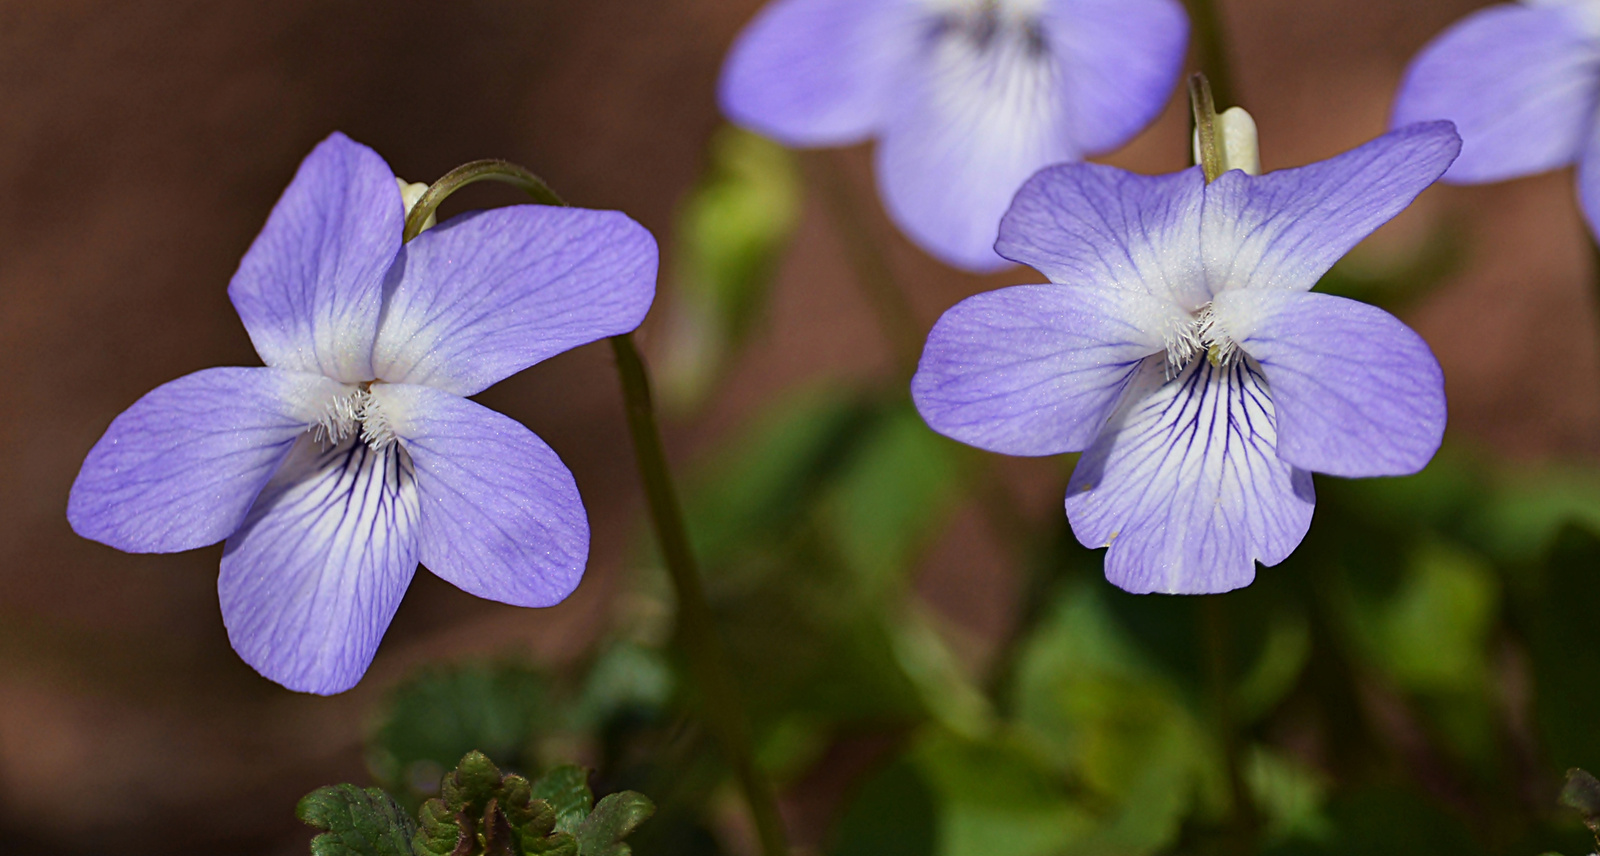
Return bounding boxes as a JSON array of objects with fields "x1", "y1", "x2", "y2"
[
  {"x1": 228, "y1": 133, "x2": 403, "y2": 383},
  {"x1": 219, "y1": 436, "x2": 421, "y2": 695},
  {"x1": 1066, "y1": 357, "x2": 1315, "y2": 595},
  {"x1": 1391, "y1": 1, "x2": 1600, "y2": 183},
  {"x1": 913, "y1": 284, "x2": 1182, "y2": 455},
  {"x1": 68, "y1": 367, "x2": 347, "y2": 553},
  {"x1": 1200, "y1": 122, "x2": 1461, "y2": 294},
  {"x1": 1212, "y1": 289, "x2": 1446, "y2": 478},
  {"x1": 372, "y1": 207, "x2": 657, "y2": 396},
  {"x1": 996, "y1": 164, "x2": 1208, "y2": 308},
  {"x1": 718, "y1": 0, "x2": 915, "y2": 146},
  {"x1": 373, "y1": 383, "x2": 588, "y2": 608}
]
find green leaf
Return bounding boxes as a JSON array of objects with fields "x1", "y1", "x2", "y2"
[
  {"x1": 1012, "y1": 582, "x2": 1226, "y2": 853},
  {"x1": 1346, "y1": 539, "x2": 1500, "y2": 695},
  {"x1": 1562, "y1": 769, "x2": 1600, "y2": 828},
  {"x1": 412, "y1": 798, "x2": 468, "y2": 856},
  {"x1": 1512, "y1": 526, "x2": 1600, "y2": 772},
  {"x1": 1476, "y1": 465, "x2": 1600, "y2": 563},
  {"x1": 658, "y1": 125, "x2": 802, "y2": 410},
  {"x1": 574, "y1": 792, "x2": 657, "y2": 856},
  {"x1": 1245, "y1": 745, "x2": 1332, "y2": 845},
  {"x1": 830, "y1": 759, "x2": 938, "y2": 856},
  {"x1": 414, "y1": 752, "x2": 580, "y2": 856},
  {"x1": 296, "y1": 784, "x2": 417, "y2": 856},
  {"x1": 531, "y1": 765, "x2": 594, "y2": 834},
  {"x1": 369, "y1": 660, "x2": 553, "y2": 805},
  {"x1": 817, "y1": 400, "x2": 971, "y2": 597},
  {"x1": 912, "y1": 729, "x2": 1095, "y2": 856}
]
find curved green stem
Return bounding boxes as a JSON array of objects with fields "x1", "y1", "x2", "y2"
[
  {"x1": 609, "y1": 334, "x2": 790, "y2": 856},
  {"x1": 407, "y1": 159, "x2": 789, "y2": 855},
  {"x1": 403, "y1": 159, "x2": 567, "y2": 242}
]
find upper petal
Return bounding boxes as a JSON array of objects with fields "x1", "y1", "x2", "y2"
[
  {"x1": 1042, "y1": 0, "x2": 1189, "y2": 154},
  {"x1": 228, "y1": 133, "x2": 403, "y2": 383},
  {"x1": 718, "y1": 0, "x2": 917, "y2": 146},
  {"x1": 68, "y1": 367, "x2": 347, "y2": 553},
  {"x1": 1391, "y1": 2, "x2": 1600, "y2": 183},
  {"x1": 219, "y1": 436, "x2": 420, "y2": 695},
  {"x1": 996, "y1": 163, "x2": 1207, "y2": 307},
  {"x1": 1212, "y1": 289, "x2": 1446, "y2": 477},
  {"x1": 1066, "y1": 357, "x2": 1315, "y2": 595},
  {"x1": 1200, "y1": 122, "x2": 1461, "y2": 294},
  {"x1": 912, "y1": 283, "x2": 1182, "y2": 455},
  {"x1": 373, "y1": 383, "x2": 588, "y2": 608},
  {"x1": 876, "y1": 20, "x2": 1082, "y2": 272},
  {"x1": 371, "y1": 206, "x2": 657, "y2": 396}
]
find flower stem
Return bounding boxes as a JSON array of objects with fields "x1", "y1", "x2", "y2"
[
  {"x1": 403, "y1": 159, "x2": 567, "y2": 242},
  {"x1": 405, "y1": 160, "x2": 789, "y2": 855},
  {"x1": 1185, "y1": 0, "x2": 1238, "y2": 110},
  {"x1": 806, "y1": 150, "x2": 924, "y2": 379},
  {"x1": 609, "y1": 333, "x2": 791, "y2": 856}
]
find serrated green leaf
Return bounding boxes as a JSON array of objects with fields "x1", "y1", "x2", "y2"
[
  {"x1": 443, "y1": 752, "x2": 507, "y2": 815},
  {"x1": 574, "y1": 792, "x2": 656, "y2": 856},
  {"x1": 532, "y1": 766, "x2": 594, "y2": 833},
  {"x1": 412, "y1": 799, "x2": 467, "y2": 856},
  {"x1": 297, "y1": 784, "x2": 418, "y2": 856}
]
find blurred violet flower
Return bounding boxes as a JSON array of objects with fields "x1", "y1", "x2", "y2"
[
  {"x1": 68, "y1": 133, "x2": 657, "y2": 694},
  {"x1": 913, "y1": 116, "x2": 1460, "y2": 594},
  {"x1": 1392, "y1": 0, "x2": 1600, "y2": 234},
  {"x1": 718, "y1": 0, "x2": 1188, "y2": 272}
]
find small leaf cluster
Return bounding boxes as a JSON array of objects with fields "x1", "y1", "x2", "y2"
[{"x1": 298, "y1": 751, "x2": 652, "y2": 856}]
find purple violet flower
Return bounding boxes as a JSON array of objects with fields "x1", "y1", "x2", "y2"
[
  {"x1": 68, "y1": 133, "x2": 658, "y2": 694},
  {"x1": 717, "y1": 0, "x2": 1189, "y2": 272},
  {"x1": 912, "y1": 117, "x2": 1461, "y2": 594},
  {"x1": 1392, "y1": 0, "x2": 1600, "y2": 235}
]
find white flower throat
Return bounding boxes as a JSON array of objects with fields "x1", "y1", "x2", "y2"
[
  {"x1": 1164, "y1": 304, "x2": 1239, "y2": 379},
  {"x1": 313, "y1": 383, "x2": 398, "y2": 450}
]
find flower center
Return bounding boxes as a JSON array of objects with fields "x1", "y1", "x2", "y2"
[
  {"x1": 1164, "y1": 303, "x2": 1240, "y2": 379},
  {"x1": 312, "y1": 382, "x2": 399, "y2": 450},
  {"x1": 926, "y1": 0, "x2": 1048, "y2": 58}
]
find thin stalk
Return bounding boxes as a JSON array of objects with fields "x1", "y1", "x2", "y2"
[
  {"x1": 1185, "y1": 0, "x2": 1238, "y2": 110},
  {"x1": 1190, "y1": 74, "x2": 1225, "y2": 183},
  {"x1": 1202, "y1": 596, "x2": 1260, "y2": 851},
  {"x1": 402, "y1": 161, "x2": 789, "y2": 855},
  {"x1": 610, "y1": 334, "x2": 791, "y2": 856},
  {"x1": 403, "y1": 159, "x2": 567, "y2": 241},
  {"x1": 807, "y1": 150, "x2": 924, "y2": 379}
]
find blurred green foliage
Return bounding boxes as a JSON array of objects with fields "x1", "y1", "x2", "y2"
[{"x1": 658, "y1": 125, "x2": 801, "y2": 411}]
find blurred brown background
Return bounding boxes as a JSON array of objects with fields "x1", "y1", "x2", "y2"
[{"x1": 0, "y1": 1, "x2": 1592, "y2": 853}]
